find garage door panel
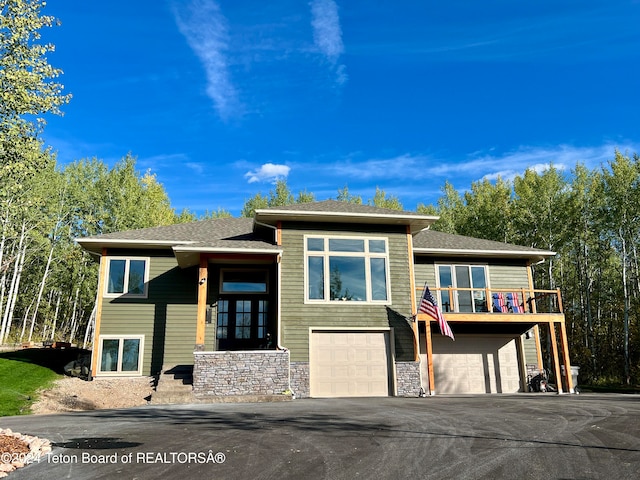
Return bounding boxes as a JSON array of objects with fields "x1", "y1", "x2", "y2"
[
  {"x1": 420, "y1": 334, "x2": 522, "y2": 394},
  {"x1": 311, "y1": 331, "x2": 391, "y2": 398}
]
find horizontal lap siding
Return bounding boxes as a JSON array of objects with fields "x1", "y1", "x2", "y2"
[
  {"x1": 413, "y1": 257, "x2": 529, "y2": 290},
  {"x1": 413, "y1": 258, "x2": 436, "y2": 290},
  {"x1": 488, "y1": 264, "x2": 529, "y2": 290},
  {"x1": 101, "y1": 251, "x2": 198, "y2": 375},
  {"x1": 280, "y1": 223, "x2": 414, "y2": 362}
]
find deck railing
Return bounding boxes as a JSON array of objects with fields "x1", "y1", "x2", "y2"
[{"x1": 416, "y1": 287, "x2": 564, "y2": 314}]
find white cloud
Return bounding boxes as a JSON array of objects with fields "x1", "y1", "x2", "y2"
[
  {"x1": 185, "y1": 162, "x2": 205, "y2": 174},
  {"x1": 245, "y1": 163, "x2": 291, "y2": 183},
  {"x1": 296, "y1": 143, "x2": 639, "y2": 187},
  {"x1": 310, "y1": 0, "x2": 347, "y2": 85},
  {"x1": 173, "y1": 0, "x2": 240, "y2": 120},
  {"x1": 310, "y1": 0, "x2": 344, "y2": 61}
]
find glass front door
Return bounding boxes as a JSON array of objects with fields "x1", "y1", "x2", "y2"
[{"x1": 216, "y1": 297, "x2": 272, "y2": 350}]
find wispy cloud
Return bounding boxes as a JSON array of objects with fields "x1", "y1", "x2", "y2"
[
  {"x1": 245, "y1": 163, "x2": 291, "y2": 183},
  {"x1": 299, "y1": 143, "x2": 638, "y2": 185},
  {"x1": 173, "y1": 0, "x2": 240, "y2": 120},
  {"x1": 310, "y1": 0, "x2": 347, "y2": 85}
]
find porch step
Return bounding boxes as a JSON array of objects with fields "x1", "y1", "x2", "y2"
[{"x1": 151, "y1": 365, "x2": 195, "y2": 404}]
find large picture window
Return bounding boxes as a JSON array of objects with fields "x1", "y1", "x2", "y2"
[
  {"x1": 105, "y1": 257, "x2": 149, "y2": 297},
  {"x1": 305, "y1": 236, "x2": 390, "y2": 303},
  {"x1": 98, "y1": 335, "x2": 144, "y2": 375},
  {"x1": 437, "y1": 264, "x2": 488, "y2": 313}
]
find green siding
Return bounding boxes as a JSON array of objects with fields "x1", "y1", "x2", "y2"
[
  {"x1": 487, "y1": 264, "x2": 529, "y2": 289},
  {"x1": 523, "y1": 334, "x2": 539, "y2": 366},
  {"x1": 100, "y1": 251, "x2": 199, "y2": 375},
  {"x1": 279, "y1": 222, "x2": 415, "y2": 362},
  {"x1": 413, "y1": 256, "x2": 529, "y2": 290}
]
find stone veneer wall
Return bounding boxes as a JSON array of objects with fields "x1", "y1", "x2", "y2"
[
  {"x1": 290, "y1": 362, "x2": 310, "y2": 398},
  {"x1": 395, "y1": 361, "x2": 422, "y2": 397},
  {"x1": 193, "y1": 351, "x2": 290, "y2": 396}
]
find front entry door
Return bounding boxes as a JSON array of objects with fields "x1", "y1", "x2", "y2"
[{"x1": 216, "y1": 297, "x2": 272, "y2": 350}]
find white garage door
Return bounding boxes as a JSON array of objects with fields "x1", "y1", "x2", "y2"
[
  {"x1": 310, "y1": 331, "x2": 391, "y2": 398},
  {"x1": 419, "y1": 334, "x2": 522, "y2": 394}
]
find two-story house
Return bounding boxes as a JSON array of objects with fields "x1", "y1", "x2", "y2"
[{"x1": 76, "y1": 200, "x2": 574, "y2": 399}]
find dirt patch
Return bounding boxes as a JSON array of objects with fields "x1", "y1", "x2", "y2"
[{"x1": 30, "y1": 376, "x2": 155, "y2": 414}]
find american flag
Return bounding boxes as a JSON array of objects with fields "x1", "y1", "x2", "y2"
[{"x1": 419, "y1": 285, "x2": 455, "y2": 340}]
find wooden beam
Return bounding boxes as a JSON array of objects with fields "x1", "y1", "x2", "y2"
[
  {"x1": 91, "y1": 248, "x2": 108, "y2": 377},
  {"x1": 548, "y1": 321, "x2": 563, "y2": 393},
  {"x1": 425, "y1": 320, "x2": 435, "y2": 395},
  {"x1": 432, "y1": 312, "x2": 563, "y2": 323},
  {"x1": 195, "y1": 255, "x2": 208, "y2": 349},
  {"x1": 407, "y1": 226, "x2": 420, "y2": 362},
  {"x1": 559, "y1": 320, "x2": 574, "y2": 393},
  {"x1": 526, "y1": 262, "x2": 537, "y2": 313},
  {"x1": 276, "y1": 221, "x2": 282, "y2": 246}
]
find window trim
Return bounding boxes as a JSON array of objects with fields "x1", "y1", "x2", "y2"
[
  {"x1": 435, "y1": 263, "x2": 490, "y2": 313},
  {"x1": 96, "y1": 335, "x2": 144, "y2": 376},
  {"x1": 104, "y1": 257, "x2": 150, "y2": 298},
  {"x1": 218, "y1": 268, "x2": 270, "y2": 294},
  {"x1": 304, "y1": 235, "x2": 392, "y2": 304}
]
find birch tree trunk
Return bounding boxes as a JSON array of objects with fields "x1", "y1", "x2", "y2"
[
  {"x1": 50, "y1": 291, "x2": 61, "y2": 340},
  {"x1": 28, "y1": 243, "x2": 55, "y2": 341},
  {"x1": 0, "y1": 224, "x2": 27, "y2": 344}
]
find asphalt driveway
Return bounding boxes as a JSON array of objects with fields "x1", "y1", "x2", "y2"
[{"x1": 1, "y1": 394, "x2": 639, "y2": 479}]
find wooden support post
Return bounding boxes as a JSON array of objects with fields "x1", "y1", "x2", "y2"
[
  {"x1": 556, "y1": 287, "x2": 564, "y2": 313},
  {"x1": 90, "y1": 248, "x2": 108, "y2": 377},
  {"x1": 425, "y1": 320, "x2": 436, "y2": 395},
  {"x1": 407, "y1": 227, "x2": 420, "y2": 362},
  {"x1": 559, "y1": 321, "x2": 574, "y2": 393},
  {"x1": 549, "y1": 321, "x2": 563, "y2": 393},
  {"x1": 195, "y1": 255, "x2": 208, "y2": 350},
  {"x1": 527, "y1": 263, "x2": 537, "y2": 313}
]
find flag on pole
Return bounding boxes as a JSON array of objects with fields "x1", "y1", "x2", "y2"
[{"x1": 418, "y1": 285, "x2": 455, "y2": 340}]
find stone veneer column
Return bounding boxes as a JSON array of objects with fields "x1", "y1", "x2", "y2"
[
  {"x1": 289, "y1": 362, "x2": 310, "y2": 398},
  {"x1": 395, "y1": 361, "x2": 422, "y2": 397}
]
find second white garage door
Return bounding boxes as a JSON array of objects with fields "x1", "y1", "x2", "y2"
[
  {"x1": 310, "y1": 331, "x2": 391, "y2": 398},
  {"x1": 419, "y1": 334, "x2": 522, "y2": 394}
]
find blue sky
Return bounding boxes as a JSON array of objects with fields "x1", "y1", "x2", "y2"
[{"x1": 42, "y1": 0, "x2": 640, "y2": 216}]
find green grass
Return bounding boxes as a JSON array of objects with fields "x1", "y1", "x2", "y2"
[{"x1": 0, "y1": 348, "x2": 92, "y2": 417}]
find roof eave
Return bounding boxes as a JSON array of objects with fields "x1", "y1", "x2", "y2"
[
  {"x1": 413, "y1": 247, "x2": 556, "y2": 262},
  {"x1": 254, "y1": 209, "x2": 438, "y2": 233},
  {"x1": 172, "y1": 246, "x2": 282, "y2": 268},
  {"x1": 75, "y1": 238, "x2": 194, "y2": 254}
]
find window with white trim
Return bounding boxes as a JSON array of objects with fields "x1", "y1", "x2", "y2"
[
  {"x1": 437, "y1": 264, "x2": 488, "y2": 313},
  {"x1": 105, "y1": 257, "x2": 149, "y2": 298},
  {"x1": 305, "y1": 236, "x2": 390, "y2": 303},
  {"x1": 98, "y1": 335, "x2": 144, "y2": 375}
]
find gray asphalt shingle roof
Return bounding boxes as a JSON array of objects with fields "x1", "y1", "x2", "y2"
[
  {"x1": 257, "y1": 199, "x2": 420, "y2": 217},
  {"x1": 413, "y1": 229, "x2": 554, "y2": 258},
  {"x1": 76, "y1": 201, "x2": 553, "y2": 260},
  {"x1": 77, "y1": 218, "x2": 278, "y2": 253}
]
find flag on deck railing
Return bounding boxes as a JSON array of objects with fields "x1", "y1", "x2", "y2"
[{"x1": 418, "y1": 285, "x2": 455, "y2": 340}]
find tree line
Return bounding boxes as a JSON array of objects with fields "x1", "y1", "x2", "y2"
[{"x1": 1, "y1": 1, "x2": 638, "y2": 385}]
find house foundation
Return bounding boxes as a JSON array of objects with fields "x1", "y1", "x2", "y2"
[{"x1": 193, "y1": 350, "x2": 290, "y2": 397}]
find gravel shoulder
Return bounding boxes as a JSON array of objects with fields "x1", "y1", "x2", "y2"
[{"x1": 30, "y1": 376, "x2": 155, "y2": 414}]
